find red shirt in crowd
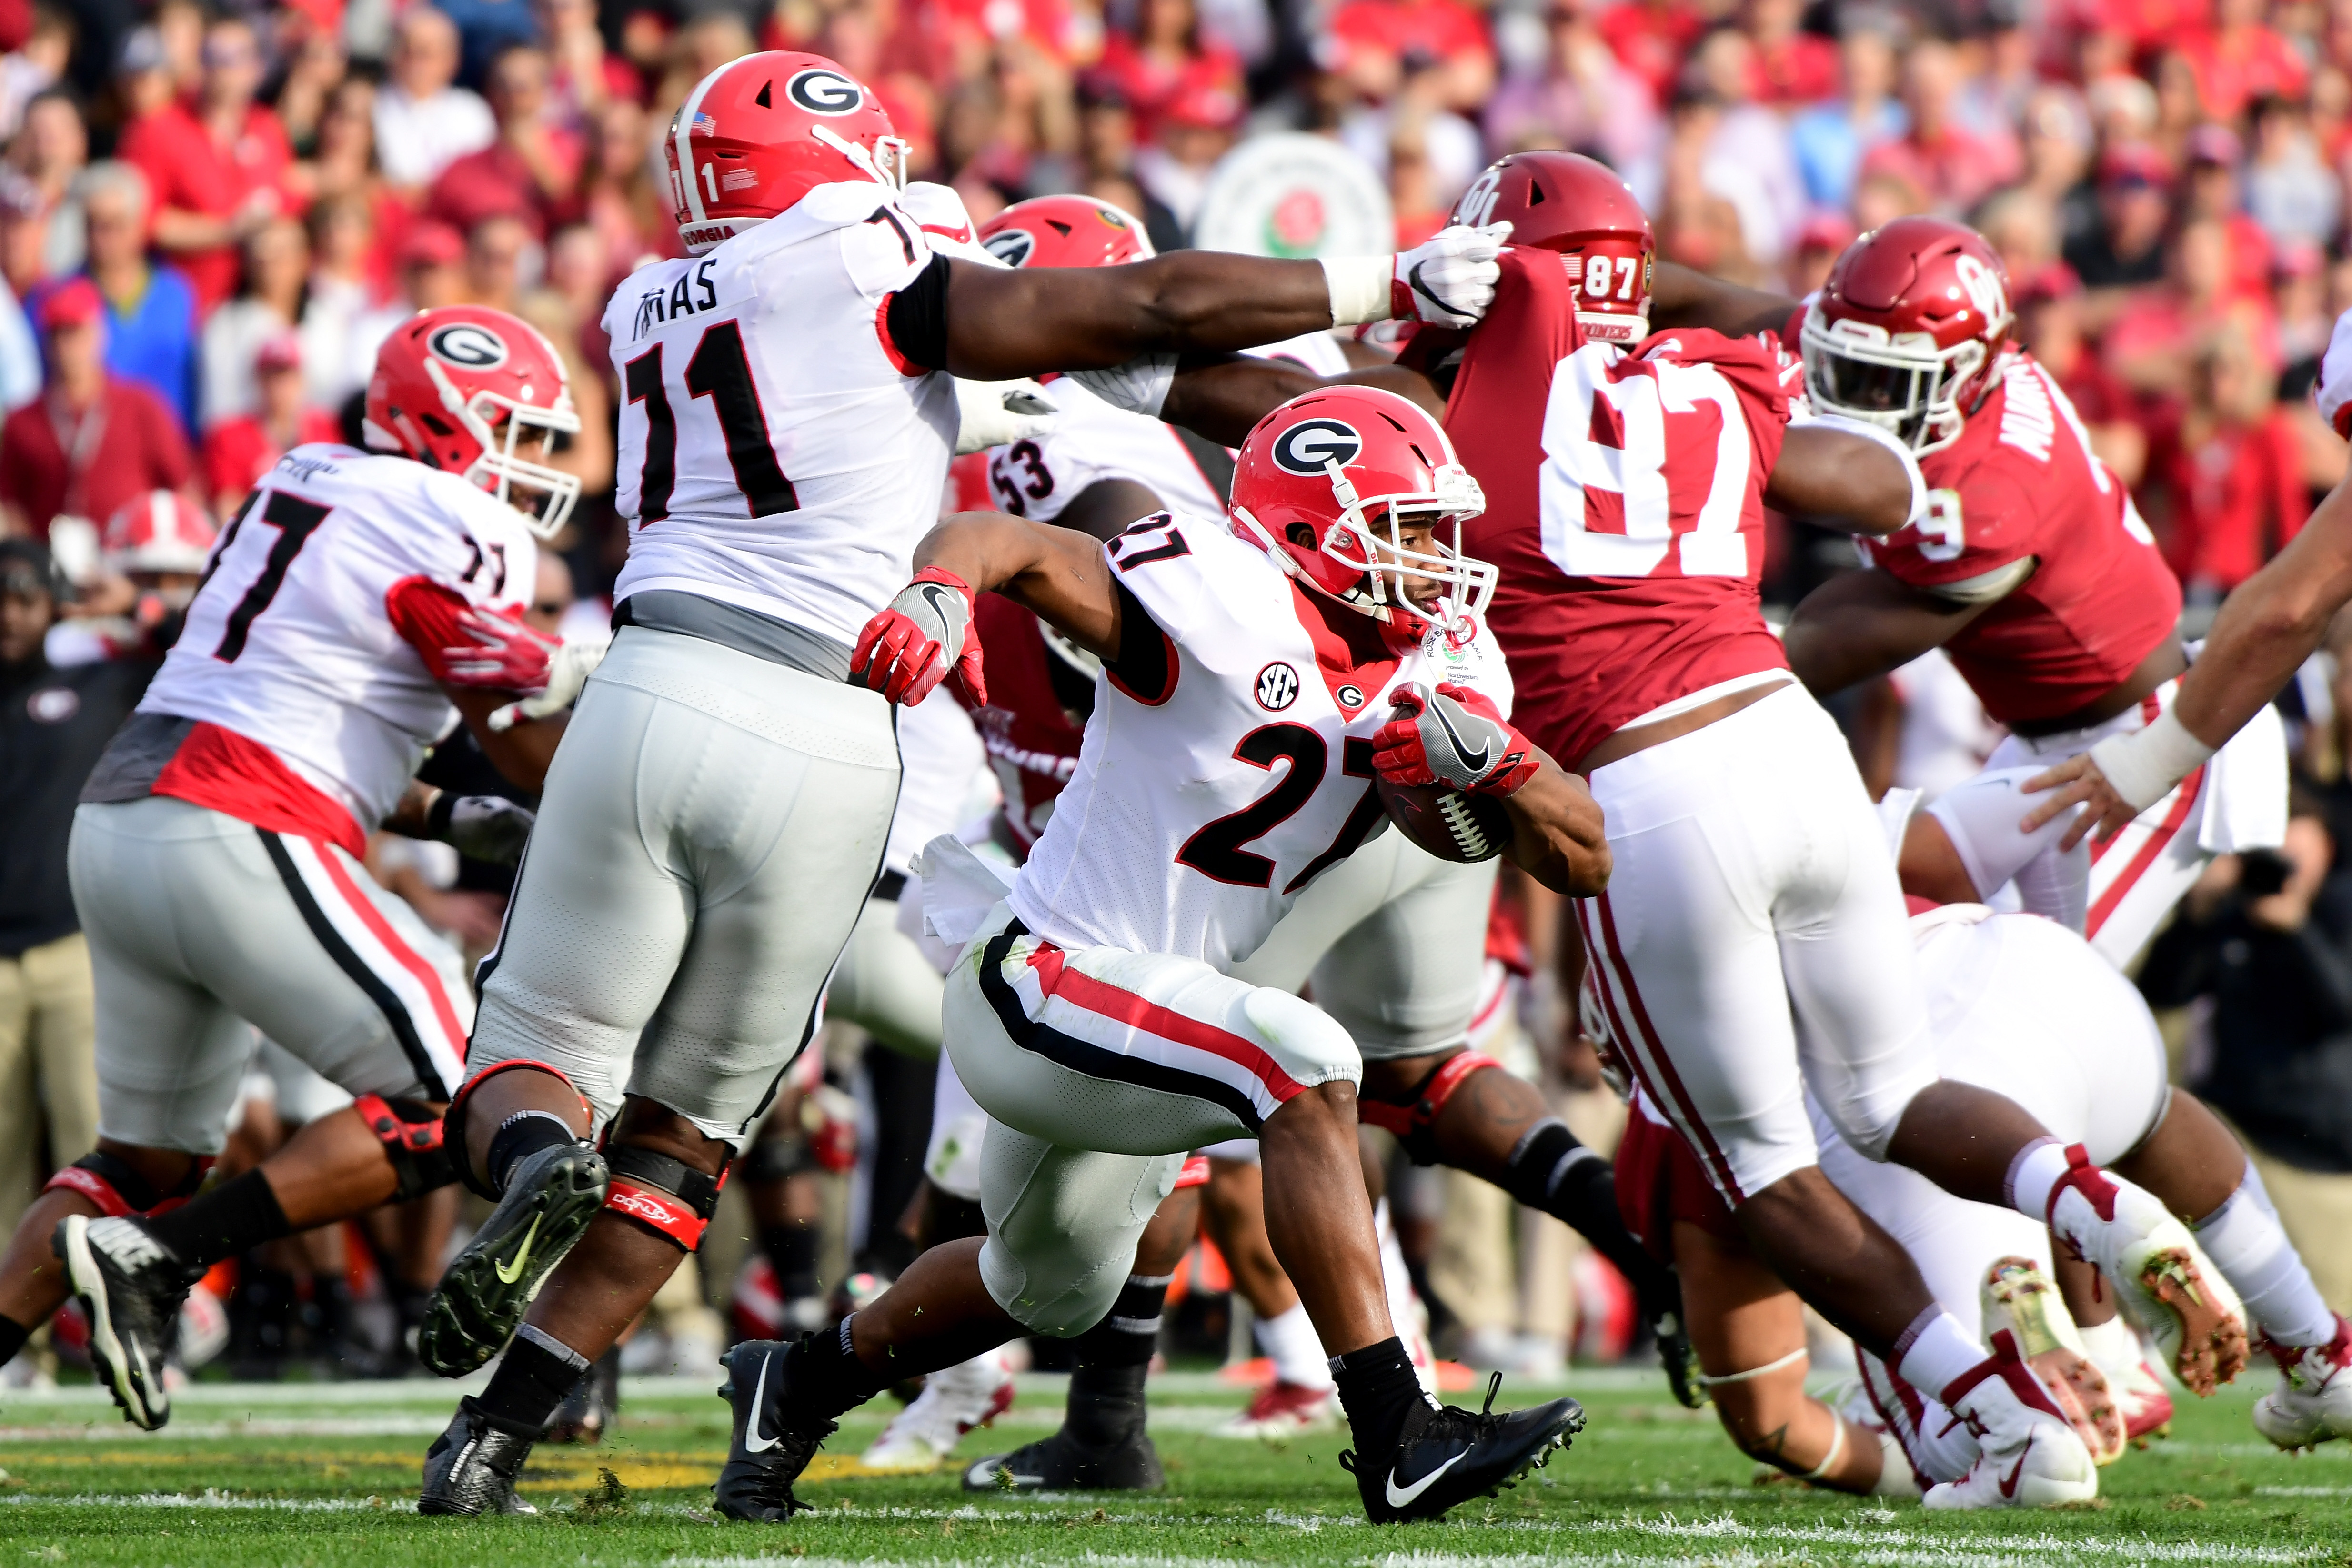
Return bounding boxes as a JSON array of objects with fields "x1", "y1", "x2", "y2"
[
  {"x1": 0, "y1": 379, "x2": 193, "y2": 540},
  {"x1": 1857, "y1": 125, "x2": 2017, "y2": 215},
  {"x1": 1329, "y1": 0, "x2": 1494, "y2": 73},
  {"x1": 1094, "y1": 36, "x2": 1246, "y2": 142},
  {"x1": 1599, "y1": 0, "x2": 1703, "y2": 107},
  {"x1": 427, "y1": 136, "x2": 584, "y2": 242},
  {"x1": 117, "y1": 100, "x2": 297, "y2": 314},
  {"x1": 2151, "y1": 410, "x2": 2309, "y2": 593},
  {"x1": 1748, "y1": 32, "x2": 1839, "y2": 107},
  {"x1": 2184, "y1": 21, "x2": 2307, "y2": 121},
  {"x1": 201, "y1": 408, "x2": 344, "y2": 509}
]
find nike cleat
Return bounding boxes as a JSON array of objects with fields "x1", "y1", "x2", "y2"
[
  {"x1": 1650, "y1": 1302, "x2": 1704, "y2": 1411},
  {"x1": 1979, "y1": 1256, "x2": 2123, "y2": 1465},
  {"x1": 56, "y1": 1215, "x2": 197, "y2": 1431},
  {"x1": 419, "y1": 1397, "x2": 540, "y2": 1515},
  {"x1": 418, "y1": 1141, "x2": 608, "y2": 1377},
  {"x1": 2254, "y1": 1316, "x2": 2352, "y2": 1450},
  {"x1": 1346, "y1": 1373, "x2": 1583, "y2": 1524},
  {"x1": 1215, "y1": 1379, "x2": 1342, "y2": 1438},
  {"x1": 2043, "y1": 1146, "x2": 2247, "y2": 1395},
  {"x1": 962, "y1": 1427, "x2": 1166, "y2": 1492},
  {"x1": 714, "y1": 1337, "x2": 835, "y2": 1521},
  {"x1": 1922, "y1": 1331, "x2": 2098, "y2": 1509}
]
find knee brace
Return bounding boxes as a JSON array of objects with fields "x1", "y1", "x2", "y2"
[
  {"x1": 603, "y1": 1146, "x2": 730, "y2": 1253},
  {"x1": 1358, "y1": 1050, "x2": 1499, "y2": 1164},
  {"x1": 352, "y1": 1094, "x2": 456, "y2": 1202},
  {"x1": 43, "y1": 1151, "x2": 213, "y2": 1219},
  {"x1": 444, "y1": 1059, "x2": 590, "y2": 1200}
]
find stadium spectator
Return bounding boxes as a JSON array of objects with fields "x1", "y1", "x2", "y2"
[
  {"x1": 1678, "y1": 29, "x2": 1803, "y2": 268},
  {"x1": 72, "y1": 161, "x2": 200, "y2": 437},
  {"x1": 1096, "y1": 0, "x2": 1244, "y2": 146},
  {"x1": 117, "y1": 12, "x2": 296, "y2": 316},
  {"x1": 1854, "y1": 38, "x2": 2018, "y2": 220},
  {"x1": 0, "y1": 536, "x2": 121, "y2": 1253},
  {"x1": 427, "y1": 43, "x2": 583, "y2": 243},
  {"x1": 2014, "y1": 261, "x2": 2146, "y2": 486},
  {"x1": 1483, "y1": 0, "x2": 1660, "y2": 181},
  {"x1": 2065, "y1": 142, "x2": 2173, "y2": 292},
  {"x1": 10, "y1": 86, "x2": 87, "y2": 281},
  {"x1": 1787, "y1": 23, "x2": 1902, "y2": 211},
  {"x1": 461, "y1": 211, "x2": 531, "y2": 314},
  {"x1": 2245, "y1": 94, "x2": 2338, "y2": 250},
  {"x1": 372, "y1": 6, "x2": 496, "y2": 193},
  {"x1": 0, "y1": 280, "x2": 191, "y2": 543},
  {"x1": 1133, "y1": 68, "x2": 1241, "y2": 231},
  {"x1": 199, "y1": 217, "x2": 311, "y2": 429},
  {"x1": 300, "y1": 197, "x2": 382, "y2": 412},
  {"x1": 0, "y1": 8, "x2": 68, "y2": 145},
  {"x1": 2147, "y1": 325, "x2": 2309, "y2": 602},
  {"x1": 1328, "y1": 0, "x2": 1495, "y2": 116},
  {"x1": 1599, "y1": 0, "x2": 1702, "y2": 111},
  {"x1": 540, "y1": 0, "x2": 632, "y2": 128},
  {"x1": 201, "y1": 332, "x2": 336, "y2": 518},
  {"x1": 438, "y1": 0, "x2": 547, "y2": 92},
  {"x1": 2186, "y1": 0, "x2": 2308, "y2": 124},
  {"x1": 575, "y1": 98, "x2": 669, "y2": 270},
  {"x1": 1739, "y1": 0, "x2": 1834, "y2": 109}
]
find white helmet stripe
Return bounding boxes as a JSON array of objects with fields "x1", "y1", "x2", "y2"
[{"x1": 675, "y1": 62, "x2": 726, "y2": 224}]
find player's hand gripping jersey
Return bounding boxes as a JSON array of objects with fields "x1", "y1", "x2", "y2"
[
  {"x1": 105, "y1": 444, "x2": 539, "y2": 850},
  {"x1": 1007, "y1": 516, "x2": 1511, "y2": 971},
  {"x1": 605, "y1": 181, "x2": 959, "y2": 647},
  {"x1": 1855, "y1": 345, "x2": 2180, "y2": 725},
  {"x1": 1445, "y1": 248, "x2": 1796, "y2": 764}
]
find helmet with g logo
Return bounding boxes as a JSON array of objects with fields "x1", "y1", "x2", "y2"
[
  {"x1": 666, "y1": 51, "x2": 910, "y2": 256},
  {"x1": 978, "y1": 194, "x2": 1155, "y2": 269},
  {"x1": 1802, "y1": 215, "x2": 2014, "y2": 455},
  {"x1": 364, "y1": 305, "x2": 583, "y2": 538},
  {"x1": 1451, "y1": 151, "x2": 1654, "y2": 344},
  {"x1": 1229, "y1": 386, "x2": 1493, "y2": 633}
]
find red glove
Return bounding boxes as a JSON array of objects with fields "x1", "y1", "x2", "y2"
[
  {"x1": 440, "y1": 608, "x2": 558, "y2": 693},
  {"x1": 851, "y1": 566, "x2": 986, "y2": 706},
  {"x1": 1373, "y1": 681, "x2": 1540, "y2": 795}
]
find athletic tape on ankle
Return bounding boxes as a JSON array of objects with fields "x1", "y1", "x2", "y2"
[
  {"x1": 1694, "y1": 1347, "x2": 1808, "y2": 1387},
  {"x1": 603, "y1": 1145, "x2": 729, "y2": 1252},
  {"x1": 1798, "y1": 1413, "x2": 1849, "y2": 1482},
  {"x1": 516, "y1": 1321, "x2": 590, "y2": 1371}
]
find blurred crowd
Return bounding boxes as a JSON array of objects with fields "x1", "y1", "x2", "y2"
[{"x1": 10, "y1": 0, "x2": 2352, "y2": 1387}]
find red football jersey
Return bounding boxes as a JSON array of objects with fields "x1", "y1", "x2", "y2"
[
  {"x1": 1450, "y1": 248, "x2": 1796, "y2": 767},
  {"x1": 960, "y1": 592, "x2": 1089, "y2": 853},
  {"x1": 1863, "y1": 352, "x2": 2181, "y2": 725}
]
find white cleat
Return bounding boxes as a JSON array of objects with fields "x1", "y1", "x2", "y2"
[
  {"x1": 1922, "y1": 1330, "x2": 2098, "y2": 1510},
  {"x1": 1980, "y1": 1255, "x2": 2124, "y2": 1465},
  {"x1": 859, "y1": 1350, "x2": 1015, "y2": 1473},
  {"x1": 2042, "y1": 1145, "x2": 2248, "y2": 1395},
  {"x1": 2110, "y1": 1356, "x2": 2173, "y2": 1441},
  {"x1": 2254, "y1": 1317, "x2": 2352, "y2": 1451},
  {"x1": 1215, "y1": 1379, "x2": 1341, "y2": 1438}
]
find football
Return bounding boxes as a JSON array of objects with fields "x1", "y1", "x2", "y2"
[{"x1": 1376, "y1": 775, "x2": 1514, "y2": 863}]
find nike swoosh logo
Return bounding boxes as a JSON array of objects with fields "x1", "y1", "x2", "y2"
[
  {"x1": 1407, "y1": 260, "x2": 1453, "y2": 317},
  {"x1": 745, "y1": 1353, "x2": 780, "y2": 1454},
  {"x1": 1998, "y1": 1445, "x2": 2028, "y2": 1499},
  {"x1": 1385, "y1": 1450, "x2": 1467, "y2": 1508},
  {"x1": 1429, "y1": 702, "x2": 1492, "y2": 775},
  {"x1": 916, "y1": 583, "x2": 957, "y2": 629},
  {"x1": 493, "y1": 1215, "x2": 542, "y2": 1286}
]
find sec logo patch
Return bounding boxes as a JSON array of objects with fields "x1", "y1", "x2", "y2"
[{"x1": 1256, "y1": 662, "x2": 1300, "y2": 711}]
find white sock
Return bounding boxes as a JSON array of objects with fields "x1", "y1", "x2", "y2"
[
  {"x1": 1894, "y1": 1307, "x2": 1989, "y2": 1403},
  {"x1": 2005, "y1": 1137, "x2": 2072, "y2": 1221},
  {"x1": 2193, "y1": 1165, "x2": 2337, "y2": 1348},
  {"x1": 1255, "y1": 1303, "x2": 1334, "y2": 1390},
  {"x1": 2077, "y1": 1314, "x2": 2138, "y2": 1377}
]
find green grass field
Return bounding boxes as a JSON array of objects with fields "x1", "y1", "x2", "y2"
[{"x1": 0, "y1": 1367, "x2": 2344, "y2": 1566}]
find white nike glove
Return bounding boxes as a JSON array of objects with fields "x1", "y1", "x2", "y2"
[
  {"x1": 1390, "y1": 222, "x2": 1512, "y2": 328},
  {"x1": 488, "y1": 632, "x2": 609, "y2": 731},
  {"x1": 954, "y1": 377, "x2": 1060, "y2": 454},
  {"x1": 2319, "y1": 306, "x2": 2352, "y2": 440},
  {"x1": 1065, "y1": 353, "x2": 1178, "y2": 418},
  {"x1": 425, "y1": 791, "x2": 536, "y2": 864}
]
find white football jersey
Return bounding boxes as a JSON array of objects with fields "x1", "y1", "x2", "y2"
[
  {"x1": 139, "y1": 444, "x2": 538, "y2": 826},
  {"x1": 1009, "y1": 516, "x2": 1511, "y2": 970},
  {"x1": 985, "y1": 330, "x2": 1354, "y2": 523},
  {"x1": 606, "y1": 181, "x2": 959, "y2": 648}
]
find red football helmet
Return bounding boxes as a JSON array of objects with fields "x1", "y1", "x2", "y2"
[
  {"x1": 668, "y1": 51, "x2": 910, "y2": 255},
  {"x1": 1803, "y1": 216, "x2": 2014, "y2": 455},
  {"x1": 364, "y1": 305, "x2": 583, "y2": 538},
  {"x1": 978, "y1": 195, "x2": 1155, "y2": 269},
  {"x1": 103, "y1": 490, "x2": 216, "y2": 580},
  {"x1": 1450, "y1": 151, "x2": 1654, "y2": 344},
  {"x1": 1229, "y1": 386, "x2": 1493, "y2": 634}
]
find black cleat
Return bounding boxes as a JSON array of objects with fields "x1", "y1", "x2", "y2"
[
  {"x1": 713, "y1": 1337, "x2": 836, "y2": 1521},
  {"x1": 961, "y1": 1427, "x2": 1166, "y2": 1492},
  {"x1": 1344, "y1": 1373, "x2": 1583, "y2": 1523},
  {"x1": 1649, "y1": 1299, "x2": 1703, "y2": 1411},
  {"x1": 418, "y1": 1142, "x2": 607, "y2": 1377},
  {"x1": 56, "y1": 1215, "x2": 197, "y2": 1431},
  {"x1": 420, "y1": 1397, "x2": 540, "y2": 1515}
]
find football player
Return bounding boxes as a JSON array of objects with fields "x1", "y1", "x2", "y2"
[
  {"x1": 1611, "y1": 884, "x2": 2351, "y2": 1490},
  {"x1": 709, "y1": 386, "x2": 1601, "y2": 1526},
  {"x1": 412, "y1": 49, "x2": 1516, "y2": 1515},
  {"x1": 1423, "y1": 152, "x2": 2243, "y2": 1507},
  {"x1": 1667, "y1": 217, "x2": 2286, "y2": 966},
  {"x1": 0, "y1": 304, "x2": 575, "y2": 1428}
]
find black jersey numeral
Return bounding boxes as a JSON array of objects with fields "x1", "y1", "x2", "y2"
[
  {"x1": 1176, "y1": 723, "x2": 1329, "y2": 888},
  {"x1": 625, "y1": 321, "x2": 800, "y2": 524},
  {"x1": 624, "y1": 344, "x2": 676, "y2": 522},
  {"x1": 212, "y1": 492, "x2": 331, "y2": 662}
]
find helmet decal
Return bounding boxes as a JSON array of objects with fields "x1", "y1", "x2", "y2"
[
  {"x1": 983, "y1": 228, "x2": 1036, "y2": 266},
  {"x1": 428, "y1": 322, "x2": 509, "y2": 369},
  {"x1": 1454, "y1": 166, "x2": 1503, "y2": 228},
  {"x1": 1270, "y1": 418, "x2": 1363, "y2": 475},
  {"x1": 787, "y1": 68, "x2": 865, "y2": 115},
  {"x1": 1953, "y1": 253, "x2": 2008, "y2": 324}
]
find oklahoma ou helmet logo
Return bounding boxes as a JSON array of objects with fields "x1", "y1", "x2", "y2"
[
  {"x1": 1454, "y1": 166, "x2": 1503, "y2": 229},
  {"x1": 788, "y1": 68, "x2": 866, "y2": 116},
  {"x1": 427, "y1": 322, "x2": 508, "y2": 369},
  {"x1": 1270, "y1": 418, "x2": 1363, "y2": 475},
  {"x1": 984, "y1": 228, "x2": 1035, "y2": 267},
  {"x1": 1953, "y1": 254, "x2": 2009, "y2": 326}
]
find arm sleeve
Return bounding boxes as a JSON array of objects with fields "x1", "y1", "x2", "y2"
[
  {"x1": 384, "y1": 575, "x2": 477, "y2": 683},
  {"x1": 882, "y1": 253, "x2": 954, "y2": 375}
]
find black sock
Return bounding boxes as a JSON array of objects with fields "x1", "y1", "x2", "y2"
[
  {"x1": 1331, "y1": 1337, "x2": 1431, "y2": 1459},
  {"x1": 392, "y1": 1284, "x2": 433, "y2": 1336},
  {"x1": 795, "y1": 1316, "x2": 889, "y2": 1420},
  {"x1": 475, "y1": 1326, "x2": 588, "y2": 1436},
  {"x1": 485, "y1": 1112, "x2": 578, "y2": 1196},
  {"x1": 761, "y1": 1223, "x2": 821, "y2": 1299},
  {"x1": 143, "y1": 1170, "x2": 291, "y2": 1270},
  {"x1": 1504, "y1": 1120, "x2": 1671, "y2": 1300},
  {"x1": 1064, "y1": 1272, "x2": 1168, "y2": 1448},
  {"x1": 0, "y1": 1315, "x2": 27, "y2": 1367}
]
